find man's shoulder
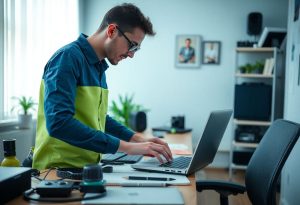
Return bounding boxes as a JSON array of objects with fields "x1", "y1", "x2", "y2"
[
  {"x1": 51, "y1": 41, "x2": 84, "y2": 62},
  {"x1": 60, "y1": 41, "x2": 83, "y2": 57}
]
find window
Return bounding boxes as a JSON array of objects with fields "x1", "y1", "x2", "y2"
[{"x1": 1, "y1": 0, "x2": 79, "y2": 120}]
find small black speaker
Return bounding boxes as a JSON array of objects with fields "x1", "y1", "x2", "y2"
[
  {"x1": 129, "y1": 111, "x2": 147, "y2": 132},
  {"x1": 247, "y1": 12, "x2": 263, "y2": 35},
  {"x1": 171, "y1": 116, "x2": 185, "y2": 129}
]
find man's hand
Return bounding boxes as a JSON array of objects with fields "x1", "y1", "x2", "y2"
[{"x1": 118, "y1": 133, "x2": 173, "y2": 163}]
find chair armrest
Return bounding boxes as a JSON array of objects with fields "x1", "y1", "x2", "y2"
[{"x1": 196, "y1": 180, "x2": 246, "y2": 195}]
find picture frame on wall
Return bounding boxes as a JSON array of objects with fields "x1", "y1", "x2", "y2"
[
  {"x1": 175, "y1": 35, "x2": 201, "y2": 68},
  {"x1": 202, "y1": 41, "x2": 221, "y2": 65}
]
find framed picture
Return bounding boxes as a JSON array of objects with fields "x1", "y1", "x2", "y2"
[
  {"x1": 175, "y1": 35, "x2": 201, "y2": 68},
  {"x1": 202, "y1": 41, "x2": 221, "y2": 65}
]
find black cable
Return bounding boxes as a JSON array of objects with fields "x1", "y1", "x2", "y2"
[
  {"x1": 43, "y1": 167, "x2": 57, "y2": 180},
  {"x1": 24, "y1": 157, "x2": 123, "y2": 202},
  {"x1": 56, "y1": 153, "x2": 128, "y2": 180},
  {"x1": 101, "y1": 153, "x2": 128, "y2": 167}
]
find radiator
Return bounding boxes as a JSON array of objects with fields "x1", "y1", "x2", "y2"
[{"x1": 0, "y1": 123, "x2": 35, "y2": 164}]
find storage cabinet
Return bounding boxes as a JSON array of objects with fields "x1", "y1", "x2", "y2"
[{"x1": 229, "y1": 47, "x2": 285, "y2": 179}]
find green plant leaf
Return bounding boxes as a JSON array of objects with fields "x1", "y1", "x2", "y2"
[
  {"x1": 11, "y1": 96, "x2": 37, "y2": 115},
  {"x1": 109, "y1": 93, "x2": 149, "y2": 128}
]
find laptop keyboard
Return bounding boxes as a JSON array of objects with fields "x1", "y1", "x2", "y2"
[
  {"x1": 101, "y1": 152, "x2": 143, "y2": 164},
  {"x1": 160, "y1": 156, "x2": 191, "y2": 169}
]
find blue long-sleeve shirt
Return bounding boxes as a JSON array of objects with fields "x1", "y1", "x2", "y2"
[{"x1": 33, "y1": 34, "x2": 134, "y2": 169}]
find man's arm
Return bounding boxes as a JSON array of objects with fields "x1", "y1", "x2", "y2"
[
  {"x1": 43, "y1": 51, "x2": 120, "y2": 154},
  {"x1": 105, "y1": 115, "x2": 134, "y2": 141},
  {"x1": 43, "y1": 50, "x2": 172, "y2": 162}
]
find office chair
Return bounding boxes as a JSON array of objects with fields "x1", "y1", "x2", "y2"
[{"x1": 196, "y1": 119, "x2": 300, "y2": 205}]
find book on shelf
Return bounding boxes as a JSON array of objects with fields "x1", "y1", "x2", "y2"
[
  {"x1": 263, "y1": 58, "x2": 270, "y2": 75},
  {"x1": 268, "y1": 58, "x2": 275, "y2": 75},
  {"x1": 263, "y1": 58, "x2": 274, "y2": 75}
]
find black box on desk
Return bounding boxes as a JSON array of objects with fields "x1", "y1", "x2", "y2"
[
  {"x1": 234, "y1": 83, "x2": 272, "y2": 121},
  {"x1": 0, "y1": 167, "x2": 31, "y2": 204},
  {"x1": 233, "y1": 150, "x2": 254, "y2": 165}
]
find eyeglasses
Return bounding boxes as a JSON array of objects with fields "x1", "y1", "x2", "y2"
[{"x1": 116, "y1": 26, "x2": 140, "y2": 53}]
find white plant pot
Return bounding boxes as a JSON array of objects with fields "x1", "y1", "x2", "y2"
[{"x1": 18, "y1": 114, "x2": 33, "y2": 129}]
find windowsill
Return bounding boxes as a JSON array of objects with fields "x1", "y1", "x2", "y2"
[
  {"x1": 0, "y1": 118, "x2": 37, "y2": 132},
  {"x1": 0, "y1": 119, "x2": 19, "y2": 132},
  {"x1": 0, "y1": 119, "x2": 19, "y2": 127}
]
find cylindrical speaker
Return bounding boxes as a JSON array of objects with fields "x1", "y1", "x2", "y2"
[
  {"x1": 247, "y1": 12, "x2": 263, "y2": 35},
  {"x1": 129, "y1": 111, "x2": 147, "y2": 132}
]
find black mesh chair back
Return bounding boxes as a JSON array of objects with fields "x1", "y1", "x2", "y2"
[{"x1": 246, "y1": 119, "x2": 300, "y2": 205}]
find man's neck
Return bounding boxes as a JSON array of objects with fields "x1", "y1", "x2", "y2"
[{"x1": 87, "y1": 32, "x2": 106, "y2": 60}]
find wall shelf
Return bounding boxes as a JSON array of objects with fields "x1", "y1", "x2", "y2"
[
  {"x1": 234, "y1": 119, "x2": 272, "y2": 126},
  {"x1": 235, "y1": 73, "x2": 273, "y2": 78},
  {"x1": 230, "y1": 163, "x2": 247, "y2": 170},
  {"x1": 232, "y1": 141, "x2": 259, "y2": 148},
  {"x1": 236, "y1": 47, "x2": 275, "y2": 52}
]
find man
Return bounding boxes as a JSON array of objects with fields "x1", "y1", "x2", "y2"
[
  {"x1": 178, "y1": 38, "x2": 195, "y2": 63},
  {"x1": 204, "y1": 42, "x2": 217, "y2": 64},
  {"x1": 33, "y1": 3, "x2": 172, "y2": 170}
]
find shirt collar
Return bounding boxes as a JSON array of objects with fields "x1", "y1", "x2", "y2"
[{"x1": 76, "y1": 33, "x2": 109, "y2": 71}]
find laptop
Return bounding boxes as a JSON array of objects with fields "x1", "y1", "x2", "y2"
[
  {"x1": 82, "y1": 187, "x2": 184, "y2": 205},
  {"x1": 131, "y1": 110, "x2": 232, "y2": 176}
]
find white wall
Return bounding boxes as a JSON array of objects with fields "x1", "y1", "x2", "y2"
[
  {"x1": 281, "y1": 1, "x2": 300, "y2": 205},
  {"x1": 79, "y1": 0, "x2": 288, "y2": 151}
]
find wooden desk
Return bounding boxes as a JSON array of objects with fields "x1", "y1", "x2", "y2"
[{"x1": 8, "y1": 132, "x2": 197, "y2": 205}]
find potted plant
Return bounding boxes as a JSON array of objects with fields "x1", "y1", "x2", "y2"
[
  {"x1": 109, "y1": 94, "x2": 149, "y2": 128},
  {"x1": 239, "y1": 61, "x2": 264, "y2": 74},
  {"x1": 11, "y1": 96, "x2": 36, "y2": 129},
  {"x1": 252, "y1": 60, "x2": 264, "y2": 74}
]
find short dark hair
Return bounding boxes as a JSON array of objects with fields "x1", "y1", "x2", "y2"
[{"x1": 98, "y1": 3, "x2": 155, "y2": 36}]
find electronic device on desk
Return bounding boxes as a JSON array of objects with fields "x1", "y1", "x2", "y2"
[
  {"x1": 152, "y1": 130, "x2": 167, "y2": 138},
  {"x1": 133, "y1": 110, "x2": 232, "y2": 176},
  {"x1": 129, "y1": 111, "x2": 147, "y2": 132},
  {"x1": 0, "y1": 167, "x2": 32, "y2": 204},
  {"x1": 258, "y1": 27, "x2": 287, "y2": 48},
  {"x1": 152, "y1": 126, "x2": 192, "y2": 134},
  {"x1": 152, "y1": 115, "x2": 192, "y2": 134},
  {"x1": 24, "y1": 164, "x2": 107, "y2": 203},
  {"x1": 101, "y1": 152, "x2": 143, "y2": 164},
  {"x1": 56, "y1": 153, "x2": 130, "y2": 181},
  {"x1": 82, "y1": 187, "x2": 184, "y2": 205}
]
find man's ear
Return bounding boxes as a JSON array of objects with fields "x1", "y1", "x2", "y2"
[{"x1": 106, "y1": 24, "x2": 117, "y2": 38}]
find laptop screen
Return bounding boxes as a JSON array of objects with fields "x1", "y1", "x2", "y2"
[{"x1": 187, "y1": 110, "x2": 232, "y2": 175}]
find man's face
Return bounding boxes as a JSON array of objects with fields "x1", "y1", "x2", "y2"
[
  {"x1": 105, "y1": 26, "x2": 145, "y2": 65},
  {"x1": 185, "y1": 39, "x2": 191, "y2": 48}
]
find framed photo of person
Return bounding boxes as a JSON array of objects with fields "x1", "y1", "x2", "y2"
[
  {"x1": 202, "y1": 41, "x2": 221, "y2": 65},
  {"x1": 175, "y1": 35, "x2": 201, "y2": 68}
]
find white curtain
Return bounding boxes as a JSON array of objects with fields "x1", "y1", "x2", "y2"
[{"x1": 3, "y1": 0, "x2": 79, "y2": 119}]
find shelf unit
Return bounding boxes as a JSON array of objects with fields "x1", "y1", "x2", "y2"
[{"x1": 229, "y1": 47, "x2": 285, "y2": 179}]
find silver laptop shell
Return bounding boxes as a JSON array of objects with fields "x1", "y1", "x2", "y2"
[
  {"x1": 82, "y1": 187, "x2": 184, "y2": 205},
  {"x1": 131, "y1": 110, "x2": 232, "y2": 175}
]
